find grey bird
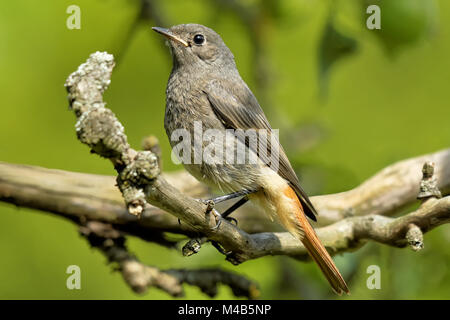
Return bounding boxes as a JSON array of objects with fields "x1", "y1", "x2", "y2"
[{"x1": 153, "y1": 24, "x2": 349, "y2": 295}]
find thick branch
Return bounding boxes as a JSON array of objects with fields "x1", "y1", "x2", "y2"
[
  {"x1": 313, "y1": 151, "x2": 450, "y2": 225},
  {"x1": 1, "y1": 146, "x2": 448, "y2": 236}
]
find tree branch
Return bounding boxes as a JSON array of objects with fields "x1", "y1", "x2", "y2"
[
  {"x1": 2, "y1": 143, "x2": 448, "y2": 236},
  {"x1": 2, "y1": 148, "x2": 448, "y2": 237},
  {"x1": 80, "y1": 220, "x2": 258, "y2": 298}
]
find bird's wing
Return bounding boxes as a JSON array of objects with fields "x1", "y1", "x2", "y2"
[{"x1": 203, "y1": 79, "x2": 317, "y2": 220}]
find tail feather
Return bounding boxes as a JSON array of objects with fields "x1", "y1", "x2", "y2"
[{"x1": 283, "y1": 186, "x2": 350, "y2": 295}]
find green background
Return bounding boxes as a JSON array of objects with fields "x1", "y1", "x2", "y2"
[{"x1": 0, "y1": 0, "x2": 448, "y2": 299}]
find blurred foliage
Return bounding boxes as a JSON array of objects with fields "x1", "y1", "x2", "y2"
[
  {"x1": 362, "y1": 0, "x2": 438, "y2": 54},
  {"x1": 318, "y1": 15, "x2": 358, "y2": 97},
  {"x1": 0, "y1": 0, "x2": 449, "y2": 299}
]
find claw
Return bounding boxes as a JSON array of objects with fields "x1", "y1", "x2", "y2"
[
  {"x1": 202, "y1": 200, "x2": 239, "y2": 230},
  {"x1": 211, "y1": 208, "x2": 222, "y2": 230},
  {"x1": 212, "y1": 219, "x2": 222, "y2": 230},
  {"x1": 210, "y1": 210, "x2": 239, "y2": 229},
  {"x1": 226, "y1": 217, "x2": 238, "y2": 226}
]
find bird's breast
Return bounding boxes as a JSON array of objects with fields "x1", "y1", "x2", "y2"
[
  {"x1": 163, "y1": 70, "x2": 262, "y2": 194},
  {"x1": 164, "y1": 71, "x2": 222, "y2": 139}
]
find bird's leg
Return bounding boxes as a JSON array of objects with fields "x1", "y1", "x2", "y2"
[
  {"x1": 207, "y1": 190, "x2": 255, "y2": 230},
  {"x1": 204, "y1": 189, "x2": 256, "y2": 205},
  {"x1": 210, "y1": 197, "x2": 250, "y2": 229},
  {"x1": 220, "y1": 197, "x2": 249, "y2": 225},
  {"x1": 179, "y1": 189, "x2": 255, "y2": 227}
]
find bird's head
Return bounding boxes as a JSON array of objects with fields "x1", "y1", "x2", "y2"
[{"x1": 152, "y1": 24, "x2": 235, "y2": 69}]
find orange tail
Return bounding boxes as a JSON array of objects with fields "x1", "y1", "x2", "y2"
[{"x1": 283, "y1": 186, "x2": 350, "y2": 295}]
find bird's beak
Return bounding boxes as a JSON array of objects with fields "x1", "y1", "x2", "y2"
[{"x1": 152, "y1": 27, "x2": 189, "y2": 47}]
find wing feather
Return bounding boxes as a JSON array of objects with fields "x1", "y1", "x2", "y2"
[{"x1": 204, "y1": 79, "x2": 317, "y2": 220}]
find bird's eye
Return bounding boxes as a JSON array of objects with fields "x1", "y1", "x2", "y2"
[{"x1": 193, "y1": 34, "x2": 205, "y2": 45}]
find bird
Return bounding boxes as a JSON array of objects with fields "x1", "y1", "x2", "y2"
[{"x1": 152, "y1": 23, "x2": 349, "y2": 295}]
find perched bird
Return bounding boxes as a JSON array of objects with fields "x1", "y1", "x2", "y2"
[{"x1": 153, "y1": 24, "x2": 349, "y2": 295}]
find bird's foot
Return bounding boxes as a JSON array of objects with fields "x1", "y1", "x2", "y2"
[
  {"x1": 195, "y1": 195, "x2": 245, "y2": 229},
  {"x1": 200, "y1": 199, "x2": 238, "y2": 229},
  {"x1": 210, "y1": 209, "x2": 239, "y2": 230},
  {"x1": 195, "y1": 198, "x2": 220, "y2": 229},
  {"x1": 211, "y1": 208, "x2": 223, "y2": 230}
]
